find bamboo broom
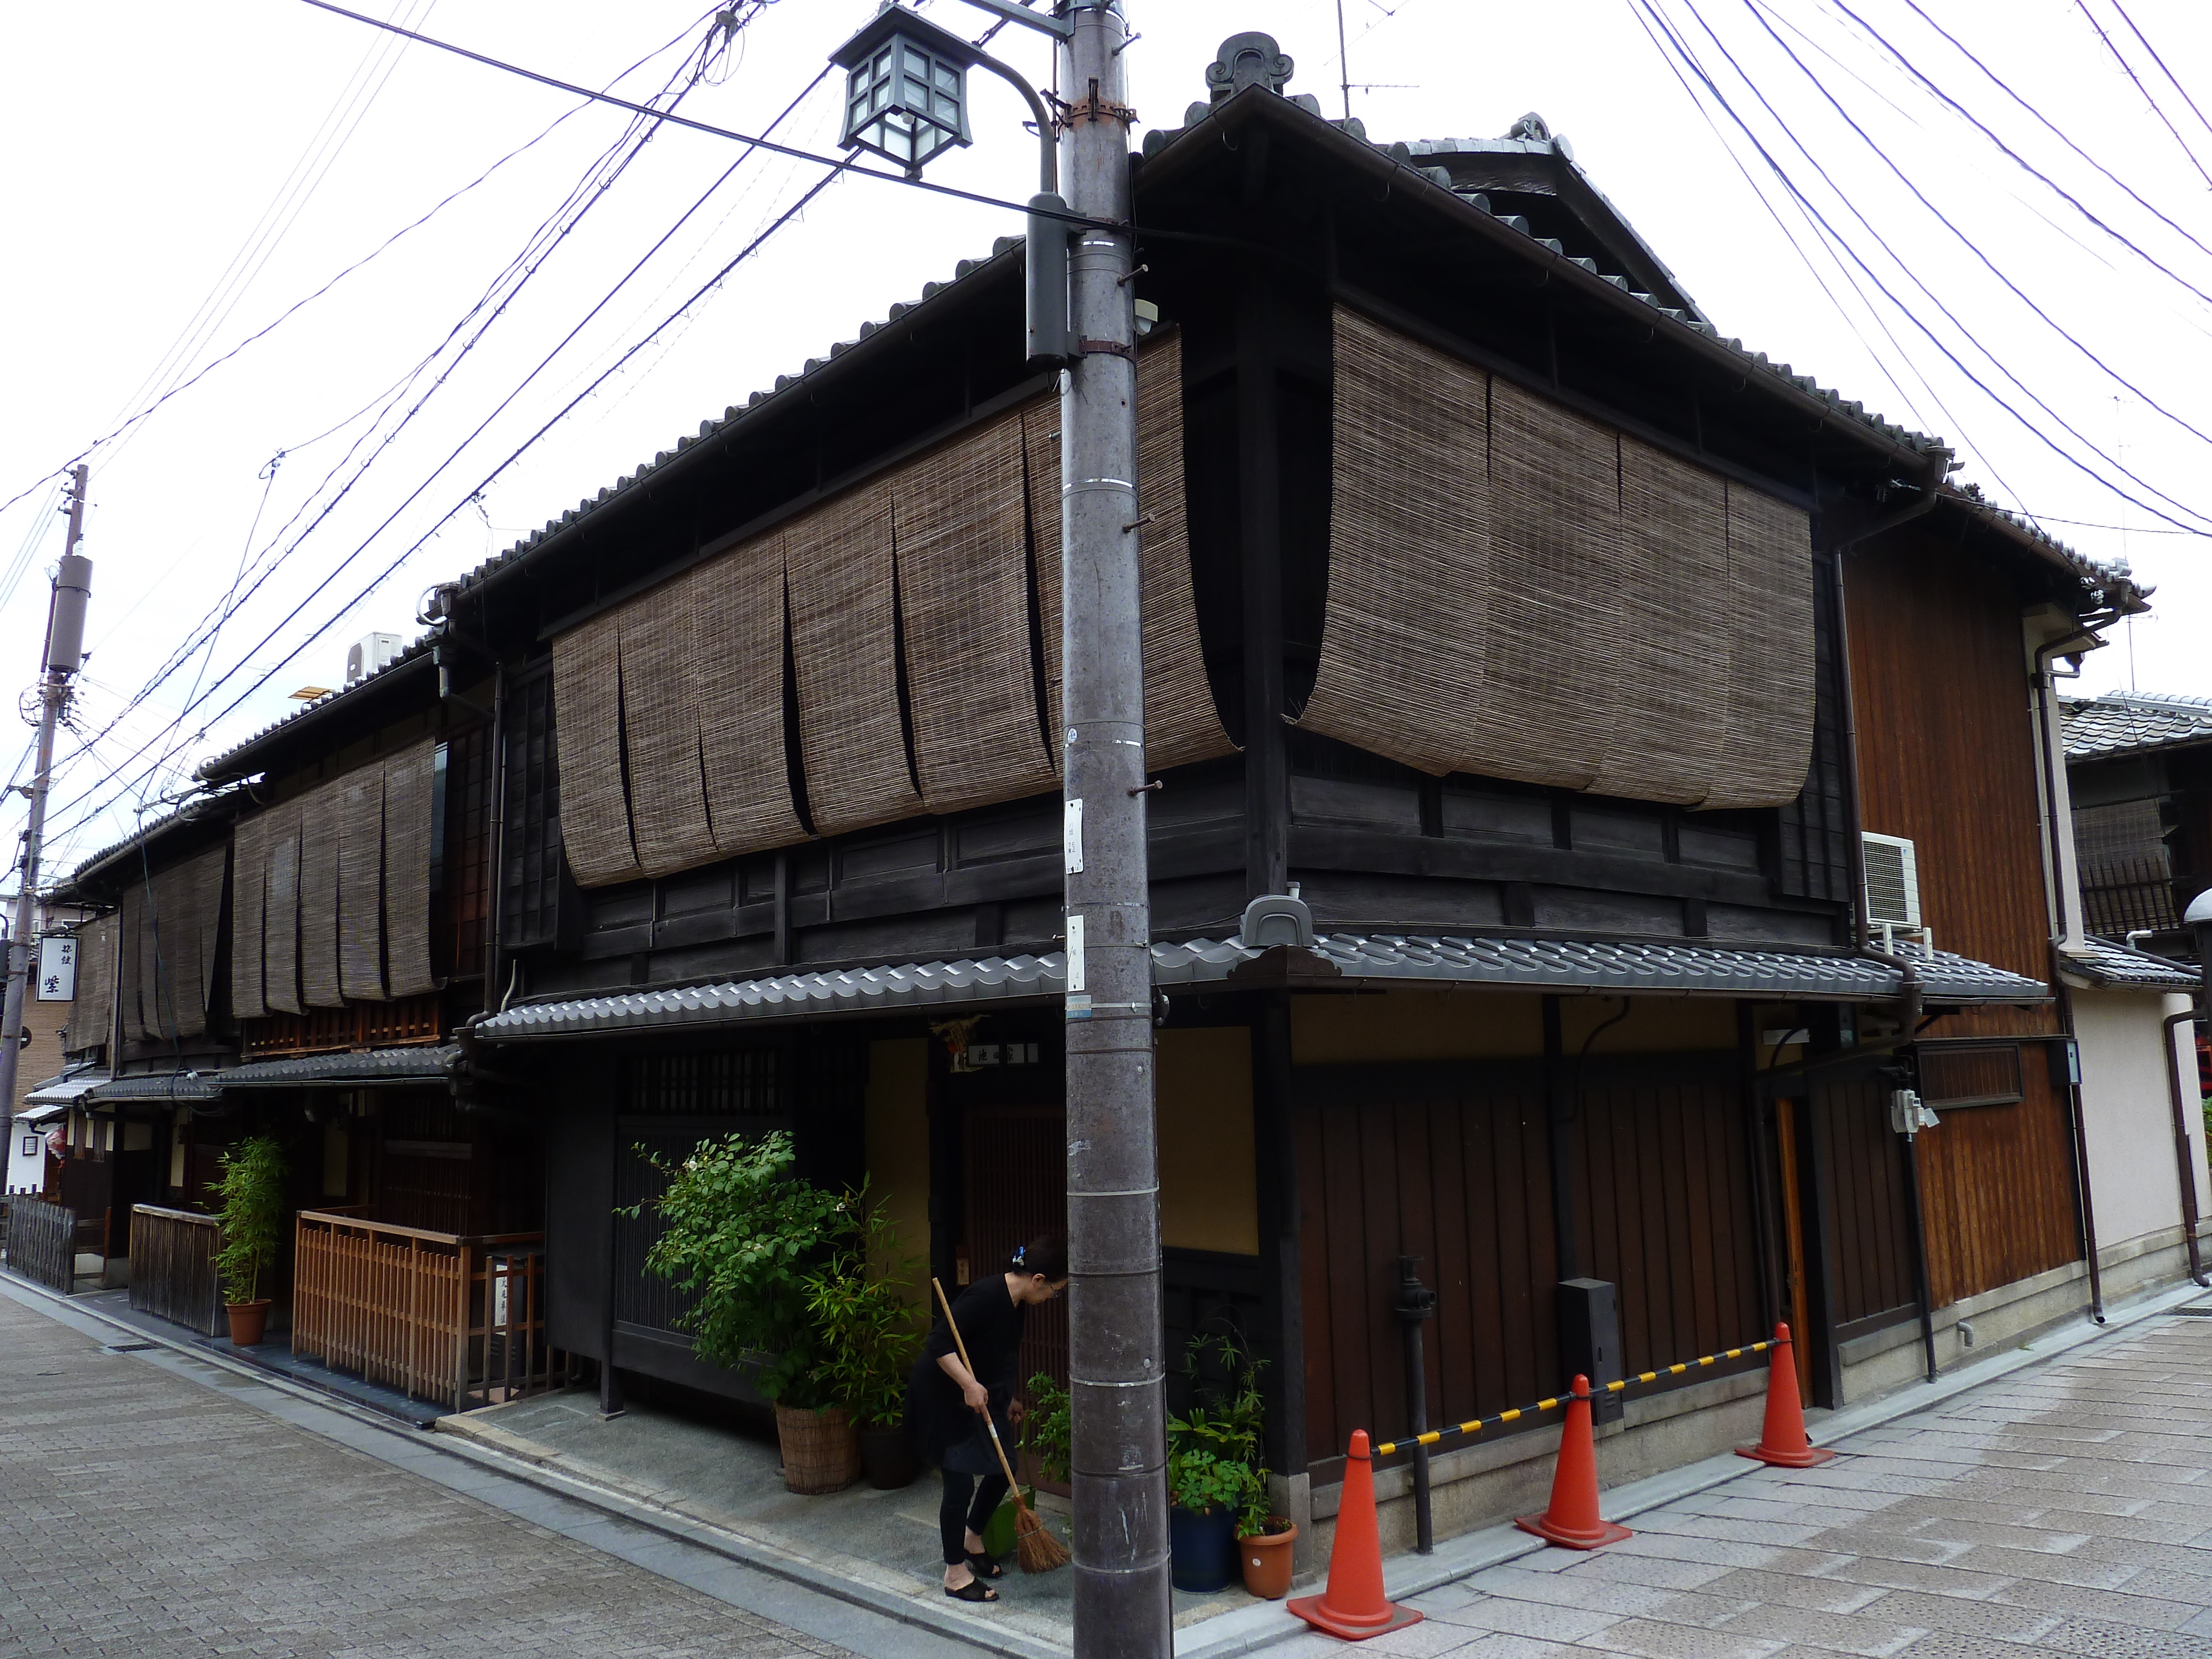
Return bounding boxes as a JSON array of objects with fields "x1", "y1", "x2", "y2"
[{"x1": 933, "y1": 1277, "x2": 1070, "y2": 1574}]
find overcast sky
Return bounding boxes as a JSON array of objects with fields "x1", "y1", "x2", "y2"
[{"x1": 2, "y1": 0, "x2": 2206, "y2": 874}]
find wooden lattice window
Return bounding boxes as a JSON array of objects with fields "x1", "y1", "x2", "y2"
[
  {"x1": 1917, "y1": 1042, "x2": 2025, "y2": 1109},
  {"x1": 500, "y1": 665, "x2": 568, "y2": 952},
  {"x1": 441, "y1": 726, "x2": 492, "y2": 980}
]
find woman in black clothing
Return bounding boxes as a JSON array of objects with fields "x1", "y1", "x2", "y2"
[{"x1": 909, "y1": 1234, "x2": 1068, "y2": 1602}]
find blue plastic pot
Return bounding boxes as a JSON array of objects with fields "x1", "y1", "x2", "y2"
[{"x1": 1169, "y1": 1504, "x2": 1239, "y2": 1593}]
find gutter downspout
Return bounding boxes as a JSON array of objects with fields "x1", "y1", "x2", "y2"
[
  {"x1": 1827, "y1": 451, "x2": 1945, "y2": 1376},
  {"x1": 2031, "y1": 630, "x2": 2110, "y2": 1324},
  {"x1": 2164, "y1": 1006, "x2": 2209, "y2": 1287}
]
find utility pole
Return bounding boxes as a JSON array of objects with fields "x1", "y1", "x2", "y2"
[
  {"x1": 0, "y1": 466, "x2": 93, "y2": 1182},
  {"x1": 1056, "y1": 3, "x2": 1170, "y2": 1652}
]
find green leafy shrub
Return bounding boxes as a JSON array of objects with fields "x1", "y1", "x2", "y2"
[
  {"x1": 632, "y1": 1130, "x2": 851, "y2": 1406},
  {"x1": 1024, "y1": 1369, "x2": 1072, "y2": 1484},
  {"x1": 211, "y1": 1135, "x2": 287, "y2": 1305},
  {"x1": 1166, "y1": 1331, "x2": 1272, "y2": 1536},
  {"x1": 803, "y1": 1185, "x2": 925, "y2": 1429}
]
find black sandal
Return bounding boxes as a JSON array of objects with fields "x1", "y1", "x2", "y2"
[
  {"x1": 945, "y1": 1578, "x2": 998, "y2": 1603},
  {"x1": 966, "y1": 1552, "x2": 1005, "y2": 1579}
]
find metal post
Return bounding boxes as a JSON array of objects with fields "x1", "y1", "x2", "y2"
[
  {"x1": 0, "y1": 466, "x2": 91, "y2": 1175},
  {"x1": 1394, "y1": 1257, "x2": 1437, "y2": 1555},
  {"x1": 1056, "y1": 4, "x2": 1168, "y2": 1652}
]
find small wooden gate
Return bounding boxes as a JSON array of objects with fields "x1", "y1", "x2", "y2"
[
  {"x1": 3, "y1": 1193, "x2": 74, "y2": 1294},
  {"x1": 129, "y1": 1205, "x2": 224, "y2": 1335},
  {"x1": 291, "y1": 1210, "x2": 568, "y2": 1411}
]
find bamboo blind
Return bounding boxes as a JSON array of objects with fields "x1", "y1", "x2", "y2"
[
  {"x1": 337, "y1": 764, "x2": 387, "y2": 1001},
  {"x1": 545, "y1": 330, "x2": 1229, "y2": 888},
  {"x1": 188, "y1": 845, "x2": 227, "y2": 1035},
  {"x1": 119, "y1": 883, "x2": 150, "y2": 1042},
  {"x1": 299, "y1": 776, "x2": 345, "y2": 1009},
  {"x1": 1028, "y1": 335, "x2": 1234, "y2": 770},
  {"x1": 898, "y1": 406, "x2": 1059, "y2": 814},
  {"x1": 68, "y1": 912, "x2": 117, "y2": 1056},
  {"x1": 551, "y1": 613, "x2": 643, "y2": 886},
  {"x1": 619, "y1": 576, "x2": 720, "y2": 880},
  {"x1": 1301, "y1": 308, "x2": 1494, "y2": 773},
  {"x1": 1713, "y1": 483, "x2": 1815, "y2": 809},
  {"x1": 1300, "y1": 306, "x2": 1814, "y2": 809},
  {"x1": 383, "y1": 738, "x2": 437, "y2": 999},
  {"x1": 230, "y1": 810, "x2": 269, "y2": 1021},
  {"x1": 787, "y1": 481, "x2": 925, "y2": 837},
  {"x1": 697, "y1": 531, "x2": 808, "y2": 857},
  {"x1": 1592, "y1": 436, "x2": 1731, "y2": 804},
  {"x1": 263, "y1": 800, "x2": 305, "y2": 1015}
]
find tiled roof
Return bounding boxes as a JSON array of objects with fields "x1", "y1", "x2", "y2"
[
  {"x1": 220, "y1": 1045, "x2": 458, "y2": 1089},
  {"x1": 474, "y1": 932, "x2": 2044, "y2": 1040},
  {"x1": 89, "y1": 1071, "x2": 222, "y2": 1103},
  {"x1": 2063, "y1": 690, "x2": 2212, "y2": 761},
  {"x1": 66, "y1": 782, "x2": 256, "y2": 889},
  {"x1": 2058, "y1": 936, "x2": 2202, "y2": 992},
  {"x1": 22, "y1": 1068, "x2": 103, "y2": 1109}
]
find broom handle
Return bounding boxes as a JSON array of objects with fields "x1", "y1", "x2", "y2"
[{"x1": 934, "y1": 1276, "x2": 1025, "y2": 1499}]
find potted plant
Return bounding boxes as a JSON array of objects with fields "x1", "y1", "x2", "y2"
[
  {"x1": 991, "y1": 1369, "x2": 1071, "y2": 1557},
  {"x1": 804, "y1": 1188, "x2": 925, "y2": 1489},
  {"x1": 1166, "y1": 1332, "x2": 1272, "y2": 1595},
  {"x1": 635, "y1": 1130, "x2": 860, "y2": 1492},
  {"x1": 211, "y1": 1135, "x2": 286, "y2": 1347}
]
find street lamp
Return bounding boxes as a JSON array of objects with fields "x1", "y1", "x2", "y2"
[
  {"x1": 828, "y1": 4, "x2": 1168, "y2": 1656},
  {"x1": 831, "y1": 7, "x2": 977, "y2": 176}
]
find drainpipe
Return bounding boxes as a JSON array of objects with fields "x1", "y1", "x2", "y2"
[
  {"x1": 2163, "y1": 1007, "x2": 2208, "y2": 1287},
  {"x1": 2030, "y1": 630, "x2": 2113, "y2": 1323}
]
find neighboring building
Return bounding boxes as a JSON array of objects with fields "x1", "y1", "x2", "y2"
[
  {"x1": 29, "y1": 31, "x2": 2206, "y2": 1568},
  {"x1": 2064, "y1": 689, "x2": 2212, "y2": 958}
]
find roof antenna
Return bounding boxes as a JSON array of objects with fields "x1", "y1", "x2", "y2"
[{"x1": 1336, "y1": 0, "x2": 1352, "y2": 120}]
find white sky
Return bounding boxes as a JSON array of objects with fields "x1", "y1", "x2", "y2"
[{"x1": 2, "y1": 0, "x2": 2207, "y2": 874}]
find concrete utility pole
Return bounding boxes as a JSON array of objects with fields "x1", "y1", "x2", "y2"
[
  {"x1": 0, "y1": 466, "x2": 93, "y2": 1177},
  {"x1": 1055, "y1": 3, "x2": 1171, "y2": 1651}
]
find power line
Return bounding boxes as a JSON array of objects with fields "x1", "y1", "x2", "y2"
[
  {"x1": 2072, "y1": 0, "x2": 2212, "y2": 193},
  {"x1": 2105, "y1": 0, "x2": 2212, "y2": 149},
  {"x1": 1735, "y1": 0, "x2": 2212, "y2": 457},
  {"x1": 1651, "y1": 0, "x2": 2212, "y2": 534},
  {"x1": 44, "y1": 148, "x2": 842, "y2": 853},
  {"x1": 289, "y1": 0, "x2": 1109, "y2": 229}
]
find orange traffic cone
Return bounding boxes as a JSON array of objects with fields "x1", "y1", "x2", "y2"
[
  {"x1": 1287, "y1": 1431, "x2": 1424, "y2": 1641},
  {"x1": 1514, "y1": 1375, "x2": 1632, "y2": 1549},
  {"x1": 1738, "y1": 1322, "x2": 1834, "y2": 1468}
]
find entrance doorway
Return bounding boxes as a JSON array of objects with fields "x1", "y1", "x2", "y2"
[{"x1": 961, "y1": 1102, "x2": 1068, "y2": 1402}]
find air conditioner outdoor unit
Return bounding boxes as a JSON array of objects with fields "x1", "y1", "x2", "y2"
[
  {"x1": 1862, "y1": 831, "x2": 1932, "y2": 954},
  {"x1": 345, "y1": 632, "x2": 403, "y2": 687}
]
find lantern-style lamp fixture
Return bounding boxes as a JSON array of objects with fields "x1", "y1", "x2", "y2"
[{"x1": 833, "y1": 5, "x2": 982, "y2": 177}]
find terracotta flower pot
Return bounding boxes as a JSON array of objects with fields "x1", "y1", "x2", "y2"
[
  {"x1": 1238, "y1": 1516, "x2": 1298, "y2": 1600},
  {"x1": 858, "y1": 1421, "x2": 919, "y2": 1490},
  {"x1": 225, "y1": 1300, "x2": 272, "y2": 1348},
  {"x1": 774, "y1": 1402, "x2": 862, "y2": 1494}
]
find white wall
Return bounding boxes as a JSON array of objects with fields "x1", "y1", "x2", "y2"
[
  {"x1": 2074, "y1": 985, "x2": 2206, "y2": 1249},
  {"x1": 7, "y1": 1115, "x2": 48, "y2": 1194}
]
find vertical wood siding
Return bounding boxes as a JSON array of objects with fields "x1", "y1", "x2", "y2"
[
  {"x1": 1812, "y1": 1072, "x2": 1916, "y2": 1327},
  {"x1": 1844, "y1": 532, "x2": 2077, "y2": 1304}
]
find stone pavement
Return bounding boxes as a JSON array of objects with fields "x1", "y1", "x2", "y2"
[
  {"x1": 1270, "y1": 1312, "x2": 2212, "y2": 1658},
  {"x1": 0, "y1": 1290, "x2": 862, "y2": 1659}
]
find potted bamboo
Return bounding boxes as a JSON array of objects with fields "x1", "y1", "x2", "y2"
[
  {"x1": 1167, "y1": 1333, "x2": 1274, "y2": 1595},
  {"x1": 634, "y1": 1130, "x2": 862, "y2": 1493},
  {"x1": 805, "y1": 1190, "x2": 925, "y2": 1489},
  {"x1": 211, "y1": 1135, "x2": 286, "y2": 1347}
]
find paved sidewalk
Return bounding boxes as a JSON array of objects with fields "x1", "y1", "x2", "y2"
[
  {"x1": 1267, "y1": 1312, "x2": 2212, "y2": 1658},
  {"x1": 0, "y1": 1291, "x2": 859, "y2": 1658}
]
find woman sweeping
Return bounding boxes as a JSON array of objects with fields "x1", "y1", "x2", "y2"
[{"x1": 909, "y1": 1234, "x2": 1068, "y2": 1601}]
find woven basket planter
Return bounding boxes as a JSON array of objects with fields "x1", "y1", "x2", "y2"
[{"x1": 775, "y1": 1402, "x2": 863, "y2": 1494}]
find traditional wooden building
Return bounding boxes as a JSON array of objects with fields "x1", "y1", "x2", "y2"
[{"x1": 30, "y1": 32, "x2": 2203, "y2": 1562}]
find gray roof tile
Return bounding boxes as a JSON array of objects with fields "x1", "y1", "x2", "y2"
[
  {"x1": 220, "y1": 1045, "x2": 458, "y2": 1089},
  {"x1": 2063, "y1": 690, "x2": 2212, "y2": 761},
  {"x1": 2058, "y1": 936, "x2": 2202, "y2": 992},
  {"x1": 474, "y1": 933, "x2": 2043, "y2": 1040}
]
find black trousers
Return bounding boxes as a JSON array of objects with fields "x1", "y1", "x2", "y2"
[{"x1": 940, "y1": 1467, "x2": 1010, "y2": 1565}]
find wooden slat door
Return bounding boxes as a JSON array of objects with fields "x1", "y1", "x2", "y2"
[{"x1": 962, "y1": 1103, "x2": 1067, "y2": 1401}]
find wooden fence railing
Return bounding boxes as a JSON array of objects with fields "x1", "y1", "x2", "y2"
[
  {"x1": 129, "y1": 1205, "x2": 224, "y2": 1335},
  {"x1": 290, "y1": 1211, "x2": 567, "y2": 1412},
  {"x1": 3, "y1": 1194, "x2": 76, "y2": 1293}
]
